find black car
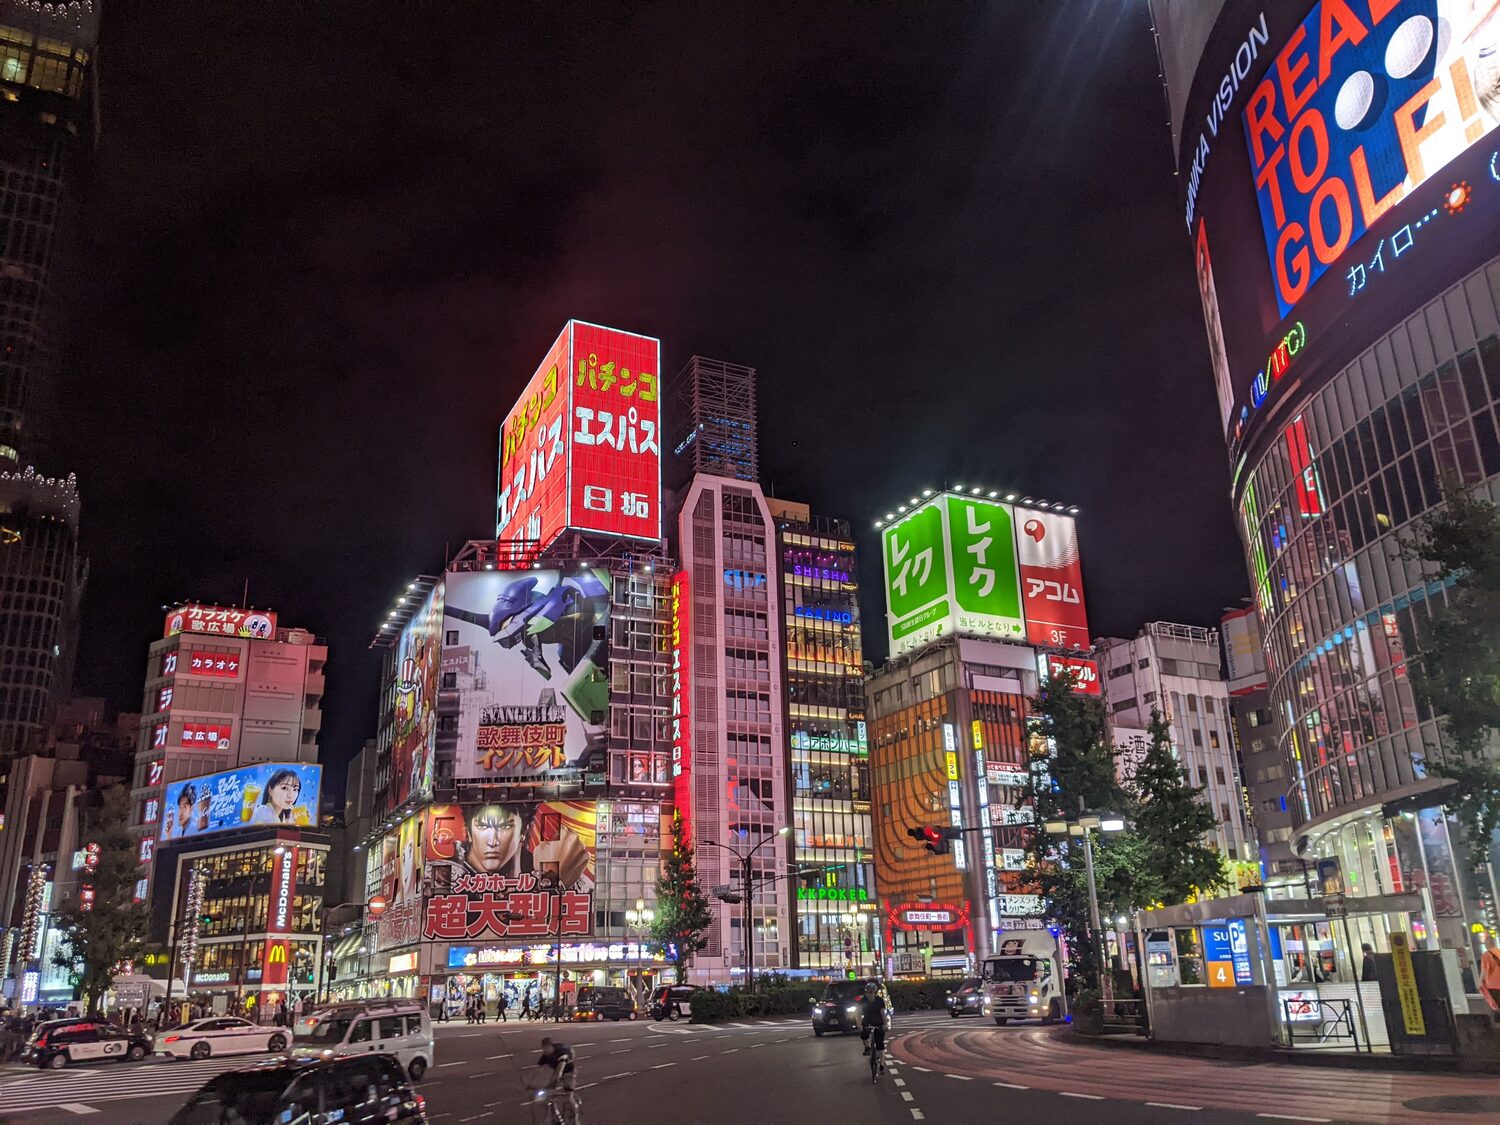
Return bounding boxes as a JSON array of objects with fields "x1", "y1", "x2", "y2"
[
  {"x1": 945, "y1": 977, "x2": 984, "y2": 1018},
  {"x1": 649, "y1": 985, "x2": 695, "y2": 1022},
  {"x1": 574, "y1": 986, "x2": 637, "y2": 1022},
  {"x1": 24, "y1": 1018, "x2": 153, "y2": 1069},
  {"x1": 169, "y1": 1054, "x2": 428, "y2": 1125},
  {"x1": 811, "y1": 979, "x2": 891, "y2": 1036}
]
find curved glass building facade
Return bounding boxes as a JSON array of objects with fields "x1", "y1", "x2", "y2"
[{"x1": 1154, "y1": 0, "x2": 1500, "y2": 980}]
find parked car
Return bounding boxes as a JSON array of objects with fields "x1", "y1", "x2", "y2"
[
  {"x1": 811, "y1": 979, "x2": 891, "y2": 1036},
  {"x1": 573, "y1": 986, "x2": 637, "y2": 1022},
  {"x1": 169, "y1": 1054, "x2": 427, "y2": 1125},
  {"x1": 648, "y1": 985, "x2": 696, "y2": 1022},
  {"x1": 945, "y1": 977, "x2": 985, "y2": 1018},
  {"x1": 158, "y1": 1016, "x2": 290, "y2": 1060},
  {"x1": 292, "y1": 999, "x2": 432, "y2": 1082},
  {"x1": 23, "y1": 1018, "x2": 153, "y2": 1068}
]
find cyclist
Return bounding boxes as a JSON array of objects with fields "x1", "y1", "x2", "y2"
[
  {"x1": 859, "y1": 981, "x2": 887, "y2": 1069},
  {"x1": 536, "y1": 1037, "x2": 580, "y2": 1121}
]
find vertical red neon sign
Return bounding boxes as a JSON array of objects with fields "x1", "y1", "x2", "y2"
[
  {"x1": 262, "y1": 845, "x2": 296, "y2": 988},
  {"x1": 670, "y1": 571, "x2": 692, "y2": 846}
]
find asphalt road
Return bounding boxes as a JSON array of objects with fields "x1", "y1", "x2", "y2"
[{"x1": 1, "y1": 1010, "x2": 1494, "y2": 1124}]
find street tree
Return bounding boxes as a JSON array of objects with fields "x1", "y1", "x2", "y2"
[
  {"x1": 650, "y1": 808, "x2": 713, "y2": 984},
  {"x1": 1409, "y1": 483, "x2": 1500, "y2": 860},
  {"x1": 51, "y1": 785, "x2": 148, "y2": 1014},
  {"x1": 1129, "y1": 708, "x2": 1227, "y2": 903}
]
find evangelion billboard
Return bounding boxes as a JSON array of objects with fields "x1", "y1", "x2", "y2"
[
  {"x1": 1157, "y1": 0, "x2": 1500, "y2": 466},
  {"x1": 422, "y1": 801, "x2": 595, "y2": 941},
  {"x1": 442, "y1": 569, "x2": 610, "y2": 783},
  {"x1": 388, "y1": 585, "x2": 441, "y2": 811},
  {"x1": 496, "y1": 320, "x2": 662, "y2": 550}
]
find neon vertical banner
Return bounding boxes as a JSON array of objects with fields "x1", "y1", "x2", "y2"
[
  {"x1": 670, "y1": 571, "x2": 692, "y2": 845},
  {"x1": 943, "y1": 723, "x2": 966, "y2": 871},
  {"x1": 262, "y1": 845, "x2": 297, "y2": 988}
]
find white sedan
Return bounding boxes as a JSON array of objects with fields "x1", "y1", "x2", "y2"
[{"x1": 158, "y1": 1017, "x2": 291, "y2": 1060}]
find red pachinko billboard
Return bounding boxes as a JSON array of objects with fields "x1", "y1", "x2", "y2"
[
  {"x1": 1015, "y1": 509, "x2": 1089, "y2": 650},
  {"x1": 1155, "y1": 0, "x2": 1500, "y2": 463},
  {"x1": 164, "y1": 605, "x2": 277, "y2": 639},
  {"x1": 1046, "y1": 654, "x2": 1101, "y2": 697},
  {"x1": 496, "y1": 321, "x2": 661, "y2": 551}
]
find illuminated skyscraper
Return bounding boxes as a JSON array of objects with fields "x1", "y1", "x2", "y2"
[{"x1": 0, "y1": 1, "x2": 97, "y2": 759}]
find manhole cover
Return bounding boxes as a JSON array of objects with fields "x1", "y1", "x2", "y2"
[{"x1": 1404, "y1": 1096, "x2": 1500, "y2": 1114}]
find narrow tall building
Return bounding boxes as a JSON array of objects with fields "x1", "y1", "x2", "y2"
[
  {"x1": 769, "y1": 498, "x2": 875, "y2": 974},
  {"x1": 1097, "y1": 622, "x2": 1256, "y2": 865},
  {"x1": 0, "y1": 1, "x2": 98, "y2": 758}
]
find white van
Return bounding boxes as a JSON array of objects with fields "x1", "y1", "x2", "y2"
[{"x1": 291, "y1": 999, "x2": 433, "y2": 1081}]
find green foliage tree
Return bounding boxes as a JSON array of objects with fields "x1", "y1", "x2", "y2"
[
  {"x1": 51, "y1": 786, "x2": 148, "y2": 1014},
  {"x1": 650, "y1": 808, "x2": 714, "y2": 983},
  {"x1": 1024, "y1": 669, "x2": 1144, "y2": 990},
  {"x1": 1409, "y1": 484, "x2": 1500, "y2": 860},
  {"x1": 1129, "y1": 708, "x2": 1227, "y2": 903}
]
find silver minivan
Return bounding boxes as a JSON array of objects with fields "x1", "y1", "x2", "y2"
[{"x1": 292, "y1": 1000, "x2": 433, "y2": 1082}]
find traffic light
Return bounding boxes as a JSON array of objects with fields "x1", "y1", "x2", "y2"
[{"x1": 907, "y1": 825, "x2": 951, "y2": 855}]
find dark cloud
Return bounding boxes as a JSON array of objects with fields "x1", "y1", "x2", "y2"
[{"x1": 61, "y1": 1, "x2": 1248, "y2": 788}]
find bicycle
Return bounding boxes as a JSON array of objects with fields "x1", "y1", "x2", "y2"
[
  {"x1": 532, "y1": 1080, "x2": 582, "y2": 1125},
  {"x1": 868, "y1": 1039, "x2": 884, "y2": 1084}
]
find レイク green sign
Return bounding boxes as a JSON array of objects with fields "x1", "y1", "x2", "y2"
[
  {"x1": 881, "y1": 494, "x2": 1024, "y2": 657},
  {"x1": 882, "y1": 502, "x2": 950, "y2": 656},
  {"x1": 946, "y1": 497, "x2": 1024, "y2": 641}
]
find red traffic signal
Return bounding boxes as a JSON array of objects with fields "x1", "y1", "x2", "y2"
[{"x1": 906, "y1": 825, "x2": 951, "y2": 855}]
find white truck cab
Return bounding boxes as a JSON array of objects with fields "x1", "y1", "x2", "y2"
[{"x1": 980, "y1": 930, "x2": 1065, "y2": 1025}]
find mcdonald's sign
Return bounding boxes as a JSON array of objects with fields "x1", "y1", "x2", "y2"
[{"x1": 262, "y1": 939, "x2": 290, "y2": 987}]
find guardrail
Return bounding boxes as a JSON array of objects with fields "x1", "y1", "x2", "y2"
[{"x1": 1282, "y1": 995, "x2": 1358, "y2": 1049}]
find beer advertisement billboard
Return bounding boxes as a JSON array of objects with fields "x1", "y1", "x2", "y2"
[{"x1": 160, "y1": 762, "x2": 321, "y2": 843}]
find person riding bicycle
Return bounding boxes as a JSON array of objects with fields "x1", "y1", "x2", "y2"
[
  {"x1": 536, "y1": 1036, "x2": 579, "y2": 1117},
  {"x1": 859, "y1": 982, "x2": 887, "y2": 1059}
]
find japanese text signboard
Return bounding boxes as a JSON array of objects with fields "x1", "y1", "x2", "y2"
[
  {"x1": 671, "y1": 571, "x2": 693, "y2": 843},
  {"x1": 1043, "y1": 653, "x2": 1102, "y2": 697},
  {"x1": 882, "y1": 492, "x2": 1090, "y2": 658},
  {"x1": 1157, "y1": 0, "x2": 1500, "y2": 463},
  {"x1": 442, "y1": 569, "x2": 610, "y2": 784},
  {"x1": 496, "y1": 320, "x2": 661, "y2": 551},
  {"x1": 421, "y1": 801, "x2": 596, "y2": 942},
  {"x1": 164, "y1": 605, "x2": 276, "y2": 639}
]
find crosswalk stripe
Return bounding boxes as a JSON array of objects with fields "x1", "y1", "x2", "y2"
[{"x1": 59, "y1": 1105, "x2": 98, "y2": 1116}]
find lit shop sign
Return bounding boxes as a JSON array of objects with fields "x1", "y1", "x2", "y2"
[
  {"x1": 388, "y1": 953, "x2": 418, "y2": 974},
  {"x1": 887, "y1": 901, "x2": 970, "y2": 932},
  {"x1": 670, "y1": 571, "x2": 692, "y2": 842},
  {"x1": 194, "y1": 971, "x2": 232, "y2": 985},
  {"x1": 1042, "y1": 654, "x2": 1101, "y2": 698},
  {"x1": 1000, "y1": 849, "x2": 1028, "y2": 872},
  {"x1": 790, "y1": 726, "x2": 867, "y2": 756},
  {"x1": 790, "y1": 565, "x2": 851, "y2": 582},
  {"x1": 138, "y1": 836, "x2": 155, "y2": 864},
  {"x1": 164, "y1": 604, "x2": 277, "y2": 639},
  {"x1": 270, "y1": 846, "x2": 296, "y2": 933},
  {"x1": 723, "y1": 569, "x2": 766, "y2": 590},
  {"x1": 793, "y1": 604, "x2": 852, "y2": 625},
  {"x1": 995, "y1": 894, "x2": 1044, "y2": 917},
  {"x1": 987, "y1": 765, "x2": 1028, "y2": 788},
  {"x1": 796, "y1": 886, "x2": 869, "y2": 902},
  {"x1": 186, "y1": 651, "x2": 241, "y2": 678},
  {"x1": 447, "y1": 943, "x2": 667, "y2": 969},
  {"x1": 71, "y1": 843, "x2": 99, "y2": 873},
  {"x1": 991, "y1": 804, "x2": 1034, "y2": 826},
  {"x1": 943, "y1": 724, "x2": 966, "y2": 871},
  {"x1": 976, "y1": 748, "x2": 999, "y2": 934}
]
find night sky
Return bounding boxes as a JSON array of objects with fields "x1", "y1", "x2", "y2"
[{"x1": 55, "y1": 1, "x2": 1249, "y2": 794}]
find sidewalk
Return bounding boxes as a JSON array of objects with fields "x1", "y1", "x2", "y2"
[{"x1": 1073, "y1": 1028, "x2": 1500, "y2": 1074}]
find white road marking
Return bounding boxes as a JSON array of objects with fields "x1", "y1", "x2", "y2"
[
  {"x1": 435, "y1": 1061, "x2": 465, "y2": 1067},
  {"x1": 59, "y1": 1106, "x2": 98, "y2": 1116},
  {"x1": 691, "y1": 1055, "x2": 709, "y2": 1061},
  {"x1": 901, "y1": 1091, "x2": 914, "y2": 1102},
  {"x1": 1059, "y1": 1092, "x2": 1105, "y2": 1100},
  {"x1": 1256, "y1": 1116, "x2": 1331, "y2": 1123},
  {"x1": 749, "y1": 1042, "x2": 766, "y2": 1048},
  {"x1": 994, "y1": 1081, "x2": 1029, "y2": 1089},
  {"x1": 945, "y1": 1074, "x2": 972, "y2": 1080},
  {"x1": 893, "y1": 1078, "x2": 906, "y2": 1088},
  {"x1": 610, "y1": 1049, "x2": 630, "y2": 1054},
  {"x1": 485, "y1": 1053, "x2": 510, "y2": 1060},
  {"x1": 1147, "y1": 1104, "x2": 1203, "y2": 1111},
  {"x1": 910, "y1": 1111, "x2": 925, "y2": 1121},
  {"x1": 911, "y1": 1065, "x2": 931, "y2": 1072},
  {"x1": 722, "y1": 1048, "x2": 739, "y2": 1054},
  {"x1": 600, "y1": 1072, "x2": 634, "y2": 1081},
  {"x1": 610, "y1": 1037, "x2": 631, "y2": 1042},
  {"x1": 651, "y1": 1062, "x2": 676, "y2": 1069}
]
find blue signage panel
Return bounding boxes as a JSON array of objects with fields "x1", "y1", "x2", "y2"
[{"x1": 1228, "y1": 918, "x2": 1254, "y2": 985}]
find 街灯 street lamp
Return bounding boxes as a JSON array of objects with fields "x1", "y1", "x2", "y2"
[
  {"x1": 625, "y1": 899, "x2": 654, "y2": 1003},
  {"x1": 701, "y1": 826, "x2": 791, "y2": 991},
  {"x1": 1042, "y1": 808, "x2": 1127, "y2": 1000}
]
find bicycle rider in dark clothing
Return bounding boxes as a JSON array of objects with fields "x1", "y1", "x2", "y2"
[{"x1": 860, "y1": 982, "x2": 887, "y2": 1057}]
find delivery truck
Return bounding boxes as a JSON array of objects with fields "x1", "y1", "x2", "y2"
[{"x1": 980, "y1": 930, "x2": 1065, "y2": 1025}]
